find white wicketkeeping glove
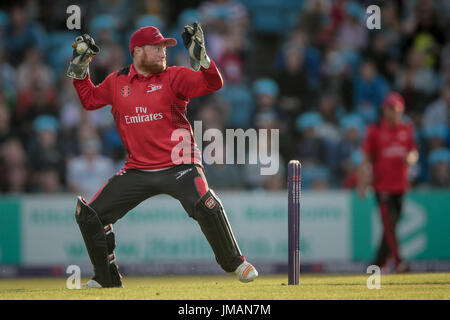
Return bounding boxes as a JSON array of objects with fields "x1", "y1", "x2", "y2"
[
  {"x1": 182, "y1": 22, "x2": 211, "y2": 71},
  {"x1": 66, "y1": 34, "x2": 100, "y2": 80}
]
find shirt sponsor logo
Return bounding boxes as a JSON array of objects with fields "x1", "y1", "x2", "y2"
[
  {"x1": 147, "y1": 84, "x2": 162, "y2": 93},
  {"x1": 382, "y1": 144, "x2": 407, "y2": 158},
  {"x1": 125, "y1": 113, "x2": 163, "y2": 124}
]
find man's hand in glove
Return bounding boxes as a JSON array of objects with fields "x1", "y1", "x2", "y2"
[
  {"x1": 182, "y1": 22, "x2": 211, "y2": 72},
  {"x1": 66, "y1": 34, "x2": 100, "y2": 80}
]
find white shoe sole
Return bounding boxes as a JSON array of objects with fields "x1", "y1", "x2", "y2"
[
  {"x1": 234, "y1": 261, "x2": 258, "y2": 283},
  {"x1": 80, "y1": 279, "x2": 124, "y2": 289},
  {"x1": 80, "y1": 279, "x2": 103, "y2": 289}
]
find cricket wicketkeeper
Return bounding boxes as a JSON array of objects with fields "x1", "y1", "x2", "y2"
[{"x1": 67, "y1": 23, "x2": 258, "y2": 288}]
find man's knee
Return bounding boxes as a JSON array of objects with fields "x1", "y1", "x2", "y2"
[
  {"x1": 193, "y1": 189, "x2": 243, "y2": 272},
  {"x1": 89, "y1": 201, "x2": 118, "y2": 226}
]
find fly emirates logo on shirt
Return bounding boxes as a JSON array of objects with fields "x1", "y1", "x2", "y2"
[{"x1": 124, "y1": 106, "x2": 163, "y2": 125}]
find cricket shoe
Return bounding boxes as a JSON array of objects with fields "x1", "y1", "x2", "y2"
[
  {"x1": 80, "y1": 279, "x2": 103, "y2": 289},
  {"x1": 80, "y1": 278, "x2": 124, "y2": 289},
  {"x1": 380, "y1": 265, "x2": 393, "y2": 275},
  {"x1": 234, "y1": 261, "x2": 258, "y2": 283},
  {"x1": 395, "y1": 261, "x2": 411, "y2": 274},
  {"x1": 80, "y1": 265, "x2": 124, "y2": 289}
]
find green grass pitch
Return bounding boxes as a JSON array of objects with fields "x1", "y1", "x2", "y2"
[{"x1": 0, "y1": 273, "x2": 449, "y2": 300}]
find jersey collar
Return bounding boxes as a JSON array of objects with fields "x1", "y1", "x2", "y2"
[
  {"x1": 381, "y1": 117, "x2": 402, "y2": 128},
  {"x1": 129, "y1": 64, "x2": 166, "y2": 81},
  {"x1": 128, "y1": 64, "x2": 141, "y2": 81}
]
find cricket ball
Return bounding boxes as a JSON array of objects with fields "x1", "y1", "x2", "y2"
[{"x1": 76, "y1": 42, "x2": 88, "y2": 54}]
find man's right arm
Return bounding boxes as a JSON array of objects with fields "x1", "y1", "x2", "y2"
[
  {"x1": 67, "y1": 33, "x2": 112, "y2": 110},
  {"x1": 73, "y1": 73, "x2": 115, "y2": 110}
]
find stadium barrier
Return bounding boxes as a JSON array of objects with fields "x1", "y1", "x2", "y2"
[{"x1": 0, "y1": 190, "x2": 449, "y2": 276}]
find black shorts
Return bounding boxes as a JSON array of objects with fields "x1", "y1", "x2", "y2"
[{"x1": 88, "y1": 164, "x2": 209, "y2": 225}]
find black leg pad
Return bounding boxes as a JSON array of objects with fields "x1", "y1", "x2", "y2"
[
  {"x1": 193, "y1": 190, "x2": 244, "y2": 272},
  {"x1": 75, "y1": 196, "x2": 113, "y2": 287}
]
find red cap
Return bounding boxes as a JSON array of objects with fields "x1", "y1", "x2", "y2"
[
  {"x1": 383, "y1": 92, "x2": 405, "y2": 111},
  {"x1": 129, "y1": 26, "x2": 177, "y2": 54}
]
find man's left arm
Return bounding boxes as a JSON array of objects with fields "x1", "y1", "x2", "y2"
[
  {"x1": 171, "y1": 21, "x2": 223, "y2": 99},
  {"x1": 406, "y1": 124, "x2": 419, "y2": 165},
  {"x1": 170, "y1": 61, "x2": 223, "y2": 99}
]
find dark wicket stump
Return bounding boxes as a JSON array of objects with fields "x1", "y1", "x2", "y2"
[{"x1": 288, "y1": 160, "x2": 301, "y2": 285}]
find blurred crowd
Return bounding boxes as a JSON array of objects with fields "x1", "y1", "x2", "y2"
[{"x1": 0, "y1": 0, "x2": 449, "y2": 198}]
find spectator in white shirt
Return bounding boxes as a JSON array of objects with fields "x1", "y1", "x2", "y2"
[{"x1": 67, "y1": 137, "x2": 114, "y2": 200}]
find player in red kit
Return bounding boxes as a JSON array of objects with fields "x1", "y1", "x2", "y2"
[
  {"x1": 66, "y1": 24, "x2": 258, "y2": 288},
  {"x1": 357, "y1": 92, "x2": 418, "y2": 273}
]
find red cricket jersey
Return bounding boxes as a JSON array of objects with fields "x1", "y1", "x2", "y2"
[
  {"x1": 361, "y1": 118, "x2": 417, "y2": 193},
  {"x1": 73, "y1": 61, "x2": 223, "y2": 170}
]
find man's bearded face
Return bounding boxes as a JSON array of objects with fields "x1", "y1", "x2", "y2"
[{"x1": 134, "y1": 44, "x2": 167, "y2": 74}]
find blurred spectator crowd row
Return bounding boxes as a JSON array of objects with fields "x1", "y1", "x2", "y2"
[{"x1": 0, "y1": 0, "x2": 449, "y2": 199}]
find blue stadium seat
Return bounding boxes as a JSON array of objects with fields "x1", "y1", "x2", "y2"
[
  {"x1": 251, "y1": 9, "x2": 285, "y2": 33},
  {"x1": 220, "y1": 84, "x2": 255, "y2": 129},
  {"x1": 135, "y1": 14, "x2": 166, "y2": 32},
  {"x1": 47, "y1": 31, "x2": 78, "y2": 74},
  {"x1": 239, "y1": 0, "x2": 272, "y2": 10},
  {"x1": 282, "y1": 0, "x2": 304, "y2": 10},
  {"x1": 247, "y1": 3, "x2": 302, "y2": 33},
  {"x1": 240, "y1": 0, "x2": 303, "y2": 10},
  {"x1": 301, "y1": 165, "x2": 330, "y2": 189}
]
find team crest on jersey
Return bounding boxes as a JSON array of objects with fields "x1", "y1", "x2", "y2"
[
  {"x1": 121, "y1": 86, "x2": 131, "y2": 97},
  {"x1": 205, "y1": 196, "x2": 216, "y2": 209}
]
